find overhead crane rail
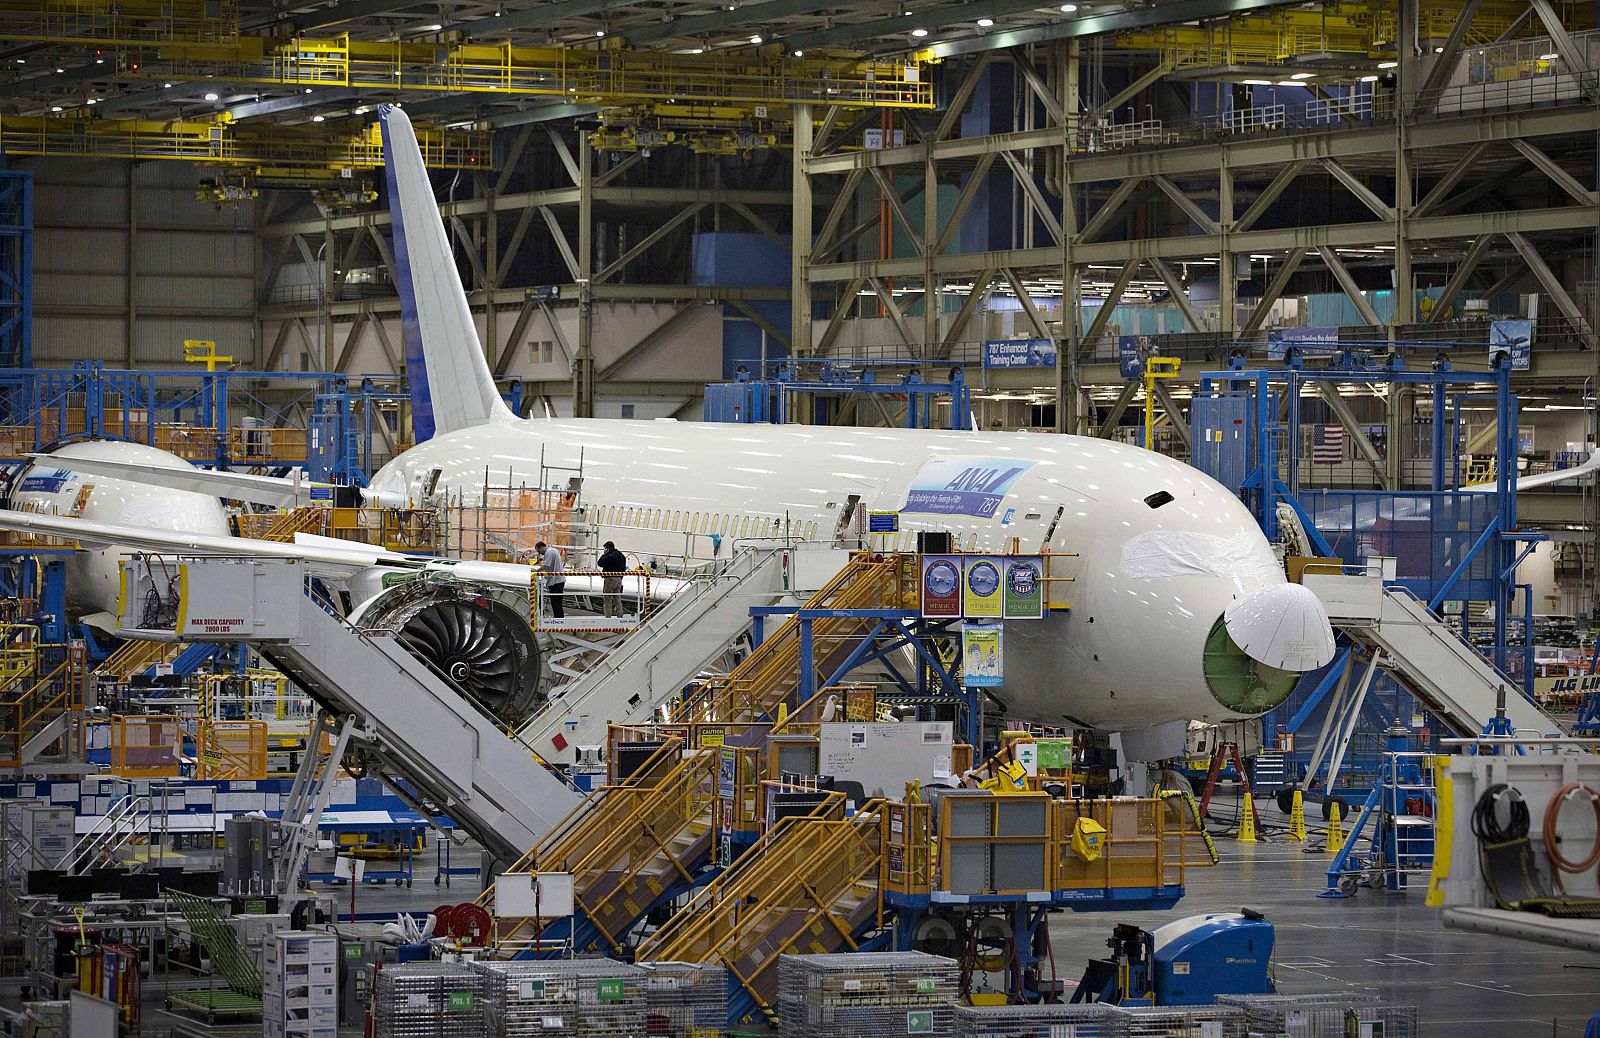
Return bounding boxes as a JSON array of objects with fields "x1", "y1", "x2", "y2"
[
  {"x1": 148, "y1": 37, "x2": 932, "y2": 113},
  {"x1": 0, "y1": 114, "x2": 485, "y2": 171},
  {"x1": 1115, "y1": 2, "x2": 1578, "y2": 70}
]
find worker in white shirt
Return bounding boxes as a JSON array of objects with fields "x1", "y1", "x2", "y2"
[{"x1": 533, "y1": 540, "x2": 565, "y2": 618}]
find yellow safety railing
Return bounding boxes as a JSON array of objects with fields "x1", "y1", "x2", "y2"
[
  {"x1": 0, "y1": 646, "x2": 84, "y2": 769},
  {"x1": 636, "y1": 802, "x2": 884, "y2": 1025},
  {"x1": 95, "y1": 640, "x2": 183, "y2": 682},
  {"x1": 0, "y1": 625, "x2": 40, "y2": 694},
  {"x1": 196, "y1": 719, "x2": 268, "y2": 780},
  {"x1": 236, "y1": 507, "x2": 330, "y2": 543},
  {"x1": 490, "y1": 747, "x2": 720, "y2": 953},
  {"x1": 672, "y1": 553, "x2": 911, "y2": 725}
]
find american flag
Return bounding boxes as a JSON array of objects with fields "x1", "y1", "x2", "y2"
[{"x1": 1313, "y1": 424, "x2": 1345, "y2": 463}]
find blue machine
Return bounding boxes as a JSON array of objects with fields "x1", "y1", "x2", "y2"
[
  {"x1": 1073, "y1": 909, "x2": 1274, "y2": 1006},
  {"x1": 1150, "y1": 911, "x2": 1274, "y2": 1005}
]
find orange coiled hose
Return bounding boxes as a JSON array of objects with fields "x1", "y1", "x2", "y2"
[{"x1": 1543, "y1": 783, "x2": 1600, "y2": 873}]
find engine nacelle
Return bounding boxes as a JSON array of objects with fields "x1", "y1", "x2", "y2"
[{"x1": 353, "y1": 579, "x2": 550, "y2": 727}]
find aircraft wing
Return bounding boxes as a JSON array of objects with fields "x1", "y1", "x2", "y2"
[
  {"x1": 0, "y1": 509, "x2": 687, "y2": 600},
  {"x1": 1462, "y1": 448, "x2": 1600, "y2": 493},
  {"x1": 0, "y1": 508, "x2": 403, "y2": 578},
  {"x1": 26, "y1": 453, "x2": 403, "y2": 508}
]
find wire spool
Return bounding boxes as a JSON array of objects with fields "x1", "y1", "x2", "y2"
[
  {"x1": 1543, "y1": 784, "x2": 1600, "y2": 874},
  {"x1": 1470, "y1": 783, "x2": 1529, "y2": 843},
  {"x1": 451, "y1": 903, "x2": 493, "y2": 946}
]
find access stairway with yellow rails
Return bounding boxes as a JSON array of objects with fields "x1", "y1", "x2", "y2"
[
  {"x1": 627, "y1": 786, "x2": 1214, "y2": 1028},
  {"x1": 486, "y1": 737, "x2": 722, "y2": 957},
  {"x1": 635, "y1": 798, "x2": 884, "y2": 1027},
  {"x1": 486, "y1": 553, "x2": 919, "y2": 958},
  {"x1": 0, "y1": 639, "x2": 86, "y2": 773},
  {"x1": 672, "y1": 551, "x2": 918, "y2": 726}
]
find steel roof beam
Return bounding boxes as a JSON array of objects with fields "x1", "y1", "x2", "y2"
[
  {"x1": 917, "y1": 0, "x2": 1304, "y2": 58},
  {"x1": 226, "y1": 88, "x2": 368, "y2": 121},
  {"x1": 778, "y1": 0, "x2": 1067, "y2": 52},
  {"x1": 623, "y1": 0, "x2": 863, "y2": 47},
  {"x1": 457, "y1": 0, "x2": 655, "y2": 39},
  {"x1": 260, "y1": 0, "x2": 434, "y2": 31}
]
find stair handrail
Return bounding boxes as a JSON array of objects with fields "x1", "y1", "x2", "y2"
[
  {"x1": 638, "y1": 797, "x2": 880, "y2": 961},
  {"x1": 58, "y1": 793, "x2": 153, "y2": 874}
]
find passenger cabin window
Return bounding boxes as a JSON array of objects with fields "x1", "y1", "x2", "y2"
[{"x1": 1145, "y1": 491, "x2": 1175, "y2": 509}]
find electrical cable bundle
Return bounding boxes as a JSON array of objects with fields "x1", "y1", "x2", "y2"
[
  {"x1": 1470, "y1": 783, "x2": 1529, "y2": 843},
  {"x1": 1543, "y1": 783, "x2": 1600, "y2": 875}
]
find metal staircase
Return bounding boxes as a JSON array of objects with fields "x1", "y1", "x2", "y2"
[
  {"x1": 1304, "y1": 569, "x2": 1563, "y2": 736},
  {"x1": 488, "y1": 739, "x2": 721, "y2": 956},
  {"x1": 519, "y1": 546, "x2": 787, "y2": 763},
  {"x1": 635, "y1": 803, "x2": 884, "y2": 1026},
  {"x1": 58, "y1": 794, "x2": 158, "y2": 873},
  {"x1": 96, "y1": 639, "x2": 183, "y2": 681},
  {"x1": 674, "y1": 553, "x2": 913, "y2": 725},
  {"x1": 115, "y1": 556, "x2": 581, "y2": 862},
  {"x1": 0, "y1": 649, "x2": 85, "y2": 771}
]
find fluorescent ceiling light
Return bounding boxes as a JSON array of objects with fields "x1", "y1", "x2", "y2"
[
  {"x1": 1290, "y1": 71, "x2": 1314, "y2": 79},
  {"x1": 49, "y1": 105, "x2": 61, "y2": 112},
  {"x1": 977, "y1": 17, "x2": 994, "y2": 26},
  {"x1": 1359, "y1": 75, "x2": 1378, "y2": 82},
  {"x1": 312, "y1": 114, "x2": 325, "y2": 122},
  {"x1": 1060, "y1": 3, "x2": 1078, "y2": 10},
  {"x1": 911, "y1": 28, "x2": 928, "y2": 37},
  {"x1": 1377, "y1": 60, "x2": 1397, "y2": 69},
  {"x1": 203, "y1": 91, "x2": 219, "y2": 101},
  {"x1": 749, "y1": 34, "x2": 762, "y2": 43},
  {"x1": 421, "y1": 23, "x2": 442, "y2": 30},
  {"x1": 1243, "y1": 78, "x2": 1272, "y2": 85},
  {"x1": 1276, "y1": 80, "x2": 1300, "y2": 86},
  {"x1": 1540, "y1": 53, "x2": 1559, "y2": 60}
]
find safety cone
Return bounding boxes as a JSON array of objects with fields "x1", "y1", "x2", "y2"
[
  {"x1": 1325, "y1": 802, "x2": 1344, "y2": 855},
  {"x1": 1288, "y1": 790, "x2": 1307, "y2": 842},
  {"x1": 1236, "y1": 793, "x2": 1259, "y2": 843}
]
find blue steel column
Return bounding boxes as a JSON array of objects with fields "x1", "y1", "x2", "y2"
[
  {"x1": 1493, "y1": 365, "x2": 1513, "y2": 680},
  {"x1": 1431, "y1": 377, "x2": 1446, "y2": 490}
]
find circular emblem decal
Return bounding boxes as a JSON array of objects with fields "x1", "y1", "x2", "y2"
[
  {"x1": 1007, "y1": 562, "x2": 1039, "y2": 597},
  {"x1": 966, "y1": 561, "x2": 1001, "y2": 597},
  {"x1": 925, "y1": 560, "x2": 960, "y2": 598}
]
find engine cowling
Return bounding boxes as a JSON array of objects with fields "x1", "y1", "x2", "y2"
[{"x1": 355, "y1": 580, "x2": 548, "y2": 727}]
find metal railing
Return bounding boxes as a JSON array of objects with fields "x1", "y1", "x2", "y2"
[{"x1": 58, "y1": 794, "x2": 161, "y2": 875}]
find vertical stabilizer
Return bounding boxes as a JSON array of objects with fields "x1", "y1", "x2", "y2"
[{"x1": 378, "y1": 105, "x2": 511, "y2": 440}]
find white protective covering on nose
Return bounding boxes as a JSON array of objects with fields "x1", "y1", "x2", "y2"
[{"x1": 1222, "y1": 582, "x2": 1338, "y2": 672}]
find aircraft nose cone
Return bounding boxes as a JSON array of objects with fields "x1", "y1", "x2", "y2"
[{"x1": 1223, "y1": 583, "x2": 1337, "y2": 672}]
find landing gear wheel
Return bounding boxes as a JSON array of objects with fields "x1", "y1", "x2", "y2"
[
  {"x1": 1323, "y1": 796, "x2": 1347, "y2": 821},
  {"x1": 1276, "y1": 790, "x2": 1295, "y2": 815}
]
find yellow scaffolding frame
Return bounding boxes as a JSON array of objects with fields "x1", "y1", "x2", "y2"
[{"x1": 0, "y1": 114, "x2": 485, "y2": 170}]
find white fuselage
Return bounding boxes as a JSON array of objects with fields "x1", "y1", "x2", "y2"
[
  {"x1": 7, "y1": 440, "x2": 232, "y2": 613},
  {"x1": 369, "y1": 416, "x2": 1288, "y2": 732}
]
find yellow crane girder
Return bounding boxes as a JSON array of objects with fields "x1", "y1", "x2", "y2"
[
  {"x1": 1114, "y1": 2, "x2": 1586, "y2": 68},
  {"x1": 0, "y1": 113, "x2": 485, "y2": 169}
]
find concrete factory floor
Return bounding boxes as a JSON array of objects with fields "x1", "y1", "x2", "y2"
[
  {"x1": 1045, "y1": 839, "x2": 1600, "y2": 1037},
  {"x1": 8, "y1": 829, "x2": 1593, "y2": 1036}
]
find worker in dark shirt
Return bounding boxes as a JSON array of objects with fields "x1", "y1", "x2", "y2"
[{"x1": 598, "y1": 540, "x2": 627, "y2": 617}]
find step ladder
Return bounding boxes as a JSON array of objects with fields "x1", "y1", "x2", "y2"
[{"x1": 275, "y1": 711, "x2": 360, "y2": 897}]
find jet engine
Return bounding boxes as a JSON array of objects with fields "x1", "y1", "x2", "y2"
[{"x1": 355, "y1": 580, "x2": 548, "y2": 726}]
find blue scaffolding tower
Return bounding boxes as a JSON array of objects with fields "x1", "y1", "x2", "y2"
[
  {"x1": 0, "y1": 170, "x2": 31, "y2": 369},
  {"x1": 704, "y1": 359, "x2": 974, "y2": 429},
  {"x1": 1191, "y1": 342, "x2": 1540, "y2": 794}
]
